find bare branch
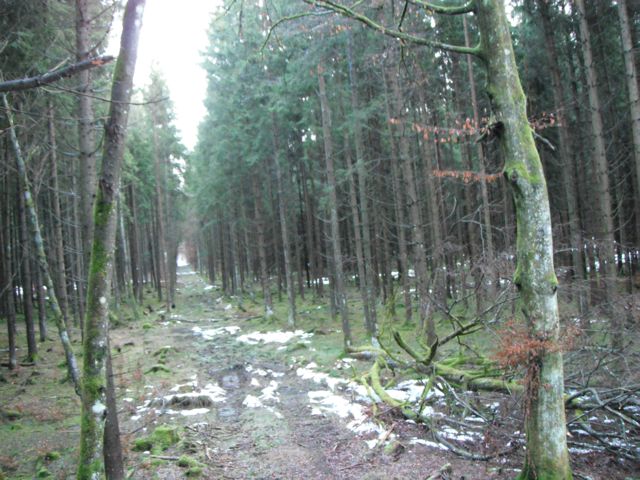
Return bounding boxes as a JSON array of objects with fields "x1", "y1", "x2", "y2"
[
  {"x1": 408, "y1": 0, "x2": 475, "y2": 15},
  {"x1": 0, "y1": 55, "x2": 115, "y2": 93},
  {"x1": 304, "y1": 0, "x2": 482, "y2": 57}
]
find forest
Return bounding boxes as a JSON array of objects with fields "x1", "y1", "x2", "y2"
[{"x1": 0, "y1": 0, "x2": 639, "y2": 479}]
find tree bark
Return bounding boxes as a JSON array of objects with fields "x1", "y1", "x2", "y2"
[
  {"x1": 48, "y1": 103, "x2": 71, "y2": 328},
  {"x1": 272, "y1": 117, "x2": 297, "y2": 327},
  {"x1": 475, "y1": 2, "x2": 572, "y2": 478},
  {"x1": 617, "y1": 0, "x2": 640, "y2": 248},
  {"x1": 389, "y1": 55, "x2": 436, "y2": 343},
  {"x1": 464, "y1": 16, "x2": 495, "y2": 296},
  {"x1": 318, "y1": 65, "x2": 351, "y2": 347},
  {"x1": 382, "y1": 69, "x2": 412, "y2": 322},
  {"x1": 253, "y1": 174, "x2": 273, "y2": 316},
  {"x1": 537, "y1": 0, "x2": 586, "y2": 313},
  {"x1": 575, "y1": 0, "x2": 619, "y2": 350},
  {"x1": 347, "y1": 33, "x2": 377, "y2": 336},
  {"x1": 77, "y1": 1, "x2": 145, "y2": 477},
  {"x1": 76, "y1": 0, "x2": 98, "y2": 279},
  {"x1": 16, "y1": 167, "x2": 37, "y2": 361},
  {"x1": 0, "y1": 172, "x2": 17, "y2": 369}
]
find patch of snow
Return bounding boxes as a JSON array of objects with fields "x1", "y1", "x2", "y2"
[
  {"x1": 250, "y1": 378, "x2": 261, "y2": 387},
  {"x1": 166, "y1": 408, "x2": 210, "y2": 417},
  {"x1": 204, "y1": 285, "x2": 214, "y2": 291},
  {"x1": 409, "y1": 438, "x2": 448, "y2": 451},
  {"x1": 243, "y1": 395, "x2": 263, "y2": 408},
  {"x1": 260, "y1": 380, "x2": 279, "y2": 402},
  {"x1": 237, "y1": 330, "x2": 313, "y2": 345},
  {"x1": 192, "y1": 325, "x2": 240, "y2": 340},
  {"x1": 440, "y1": 426, "x2": 479, "y2": 442}
]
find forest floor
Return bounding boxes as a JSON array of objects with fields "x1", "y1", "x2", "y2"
[{"x1": 1, "y1": 266, "x2": 639, "y2": 479}]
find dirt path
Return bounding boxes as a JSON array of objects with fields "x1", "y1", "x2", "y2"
[{"x1": 114, "y1": 267, "x2": 518, "y2": 479}]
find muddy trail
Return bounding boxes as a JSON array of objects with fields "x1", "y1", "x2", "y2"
[{"x1": 115, "y1": 267, "x2": 519, "y2": 479}]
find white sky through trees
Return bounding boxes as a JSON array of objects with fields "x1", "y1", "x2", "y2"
[{"x1": 108, "y1": 1, "x2": 218, "y2": 151}]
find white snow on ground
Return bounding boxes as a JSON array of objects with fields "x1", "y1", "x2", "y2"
[
  {"x1": 295, "y1": 361, "x2": 456, "y2": 450},
  {"x1": 203, "y1": 285, "x2": 214, "y2": 291},
  {"x1": 242, "y1": 381, "x2": 283, "y2": 419},
  {"x1": 409, "y1": 438, "x2": 448, "y2": 450},
  {"x1": 237, "y1": 330, "x2": 313, "y2": 345},
  {"x1": 192, "y1": 325, "x2": 240, "y2": 340},
  {"x1": 307, "y1": 389, "x2": 389, "y2": 448},
  {"x1": 131, "y1": 381, "x2": 227, "y2": 420},
  {"x1": 440, "y1": 425, "x2": 480, "y2": 443}
]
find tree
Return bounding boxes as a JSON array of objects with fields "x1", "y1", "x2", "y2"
[{"x1": 77, "y1": 1, "x2": 145, "y2": 477}]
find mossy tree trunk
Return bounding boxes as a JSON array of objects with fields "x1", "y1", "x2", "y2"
[
  {"x1": 475, "y1": 2, "x2": 572, "y2": 478},
  {"x1": 77, "y1": 1, "x2": 145, "y2": 478}
]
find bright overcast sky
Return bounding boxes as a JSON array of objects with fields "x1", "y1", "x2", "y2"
[{"x1": 110, "y1": 1, "x2": 218, "y2": 151}]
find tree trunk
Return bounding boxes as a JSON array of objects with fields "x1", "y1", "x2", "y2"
[
  {"x1": 76, "y1": 0, "x2": 97, "y2": 278},
  {"x1": 318, "y1": 65, "x2": 351, "y2": 348},
  {"x1": 151, "y1": 110, "x2": 170, "y2": 309},
  {"x1": 347, "y1": 33, "x2": 377, "y2": 337},
  {"x1": 272, "y1": 116, "x2": 297, "y2": 327},
  {"x1": 77, "y1": 1, "x2": 144, "y2": 477},
  {"x1": 617, "y1": 0, "x2": 640, "y2": 248},
  {"x1": 48, "y1": 103, "x2": 71, "y2": 328},
  {"x1": 382, "y1": 70, "x2": 412, "y2": 322},
  {"x1": 253, "y1": 174, "x2": 273, "y2": 315},
  {"x1": 475, "y1": 2, "x2": 571, "y2": 478},
  {"x1": 125, "y1": 183, "x2": 142, "y2": 302},
  {"x1": 537, "y1": 0, "x2": 586, "y2": 313},
  {"x1": 16, "y1": 167, "x2": 37, "y2": 361},
  {"x1": 464, "y1": 16, "x2": 495, "y2": 296},
  {"x1": 344, "y1": 130, "x2": 372, "y2": 334},
  {"x1": 575, "y1": 0, "x2": 619, "y2": 351},
  {"x1": 0, "y1": 175, "x2": 17, "y2": 369},
  {"x1": 389, "y1": 56, "x2": 435, "y2": 343}
]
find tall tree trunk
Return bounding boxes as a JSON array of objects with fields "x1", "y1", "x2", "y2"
[
  {"x1": 344, "y1": 130, "x2": 372, "y2": 334},
  {"x1": 464, "y1": 17, "x2": 495, "y2": 296},
  {"x1": 15, "y1": 141, "x2": 37, "y2": 361},
  {"x1": 125, "y1": 183, "x2": 142, "y2": 302},
  {"x1": 0, "y1": 172, "x2": 17, "y2": 369},
  {"x1": 389, "y1": 56, "x2": 435, "y2": 343},
  {"x1": 253, "y1": 175, "x2": 273, "y2": 315},
  {"x1": 272, "y1": 118, "x2": 296, "y2": 327},
  {"x1": 318, "y1": 65, "x2": 351, "y2": 348},
  {"x1": 617, "y1": 0, "x2": 640, "y2": 247},
  {"x1": 77, "y1": 1, "x2": 144, "y2": 477},
  {"x1": 76, "y1": 0, "x2": 97, "y2": 277},
  {"x1": 537, "y1": 0, "x2": 586, "y2": 313},
  {"x1": 347, "y1": 33, "x2": 377, "y2": 336},
  {"x1": 151, "y1": 111, "x2": 170, "y2": 308},
  {"x1": 34, "y1": 256, "x2": 47, "y2": 342},
  {"x1": 475, "y1": 2, "x2": 571, "y2": 478},
  {"x1": 575, "y1": 0, "x2": 620, "y2": 351},
  {"x1": 382, "y1": 67, "x2": 412, "y2": 323},
  {"x1": 48, "y1": 103, "x2": 71, "y2": 328}
]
